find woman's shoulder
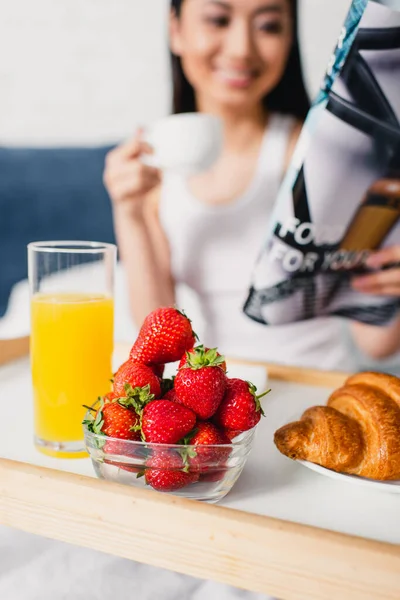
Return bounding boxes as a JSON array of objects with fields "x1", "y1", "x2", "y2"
[
  {"x1": 265, "y1": 113, "x2": 304, "y2": 172},
  {"x1": 272, "y1": 114, "x2": 303, "y2": 171},
  {"x1": 269, "y1": 112, "x2": 302, "y2": 134}
]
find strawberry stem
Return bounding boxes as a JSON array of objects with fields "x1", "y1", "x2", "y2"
[
  {"x1": 247, "y1": 383, "x2": 271, "y2": 417},
  {"x1": 184, "y1": 345, "x2": 226, "y2": 371}
]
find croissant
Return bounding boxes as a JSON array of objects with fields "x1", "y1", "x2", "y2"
[{"x1": 274, "y1": 372, "x2": 400, "y2": 481}]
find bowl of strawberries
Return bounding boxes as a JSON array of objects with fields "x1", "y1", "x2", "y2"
[{"x1": 83, "y1": 308, "x2": 269, "y2": 503}]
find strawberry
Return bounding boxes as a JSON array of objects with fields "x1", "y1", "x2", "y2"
[
  {"x1": 130, "y1": 307, "x2": 196, "y2": 365},
  {"x1": 103, "y1": 391, "x2": 118, "y2": 403},
  {"x1": 214, "y1": 379, "x2": 269, "y2": 432},
  {"x1": 225, "y1": 429, "x2": 243, "y2": 441},
  {"x1": 163, "y1": 388, "x2": 177, "y2": 402},
  {"x1": 103, "y1": 439, "x2": 147, "y2": 474},
  {"x1": 85, "y1": 400, "x2": 141, "y2": 441},
  {"x1": 141, "y1": 400, "x2": 196, "y2": 444},
  {"x1": 145, "y1": 449, "x2": 199, "y2": 492},
  {"x1": 179, "y1": 345, "x2": 227, "y2": 373},
  {"x1": 103, "y1": 438, "x2": 141, "y2": 472},
  {"x1": 113, "y1": 360, "x2": 161, "y2": 398},
  {"x1": 84, "y1": 389, "x2": 155, "y2": 473},
  {"x1": 189, "y1": 422, "x2": 231, "y2": 472},
  {"x1": 84, "y1": 385, "x2": 155, "y2": 442},
  {"x1": 161, "y1": 378, "x2": 184, "y2": 404},
  {"x1": 149, "y1": 363, "x2": 165, "y2": 378},
  {"x1": 174, "y1": 347, "x2": 227, "y2": 420},
  {"x1": 163, "y1": 388, "x2": 186, "y2": 406}
]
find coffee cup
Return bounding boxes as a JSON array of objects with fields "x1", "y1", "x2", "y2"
[{"x1": 142, "y1": 113, "x2": 223, "y2": 173}]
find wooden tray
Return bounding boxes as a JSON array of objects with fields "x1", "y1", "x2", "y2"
[{"x1": 0, "y1": 338, "x2": 399, "y2": 600}]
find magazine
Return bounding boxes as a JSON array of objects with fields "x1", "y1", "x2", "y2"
[{"x1": 244, "y1": 0, "x2": 400, "y2": 326}]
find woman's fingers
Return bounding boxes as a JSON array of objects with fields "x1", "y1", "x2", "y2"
[
  {"x1": 103, "y1": 128, "x2": 161, "y2": 207},
  {"x1": 105, "y1": 133, "x2": 154, "y2": 165},
  {"x1": 352, "y1": 245, "x2": 400, "y2": 296},
  {"x1": 366, "y1": 246, "x2": 400, "y2": 269},
  {"x1": 352, "y1": 267, "x2": 400, "y2": 296},
  {"x1": 109, "y1": 166, "x2": 161, "y2": 200},
  {"x1": 106, "y1": 139, "x2": 142, "y2": 163},
  {"x1": 105, "y1": 160, "x2": 160, "y2": 184}
]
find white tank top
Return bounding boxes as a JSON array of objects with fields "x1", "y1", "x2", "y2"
[{"x1": 159, "y1": 113, "x2": 353, "y2": 371}]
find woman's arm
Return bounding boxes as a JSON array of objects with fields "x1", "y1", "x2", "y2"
[
  {"x1": 104, "y1": 135, "x2": 175, "y2": 326},
  {"x1": 350, "y1": 246, "x2": 400, "y2": 359},
  {"x1": 112, "y1": 192, "x2": 175, "y2": 326},
  {"x1": 350, "y1": 318, "x2": 400, "y2": 360}
]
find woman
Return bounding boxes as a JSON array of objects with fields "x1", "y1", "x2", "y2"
[{"x1": 104, "y1": 0, "x2": 400, "y2": 370}]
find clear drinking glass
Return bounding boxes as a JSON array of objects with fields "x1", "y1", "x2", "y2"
[{"x1": 28, "y1": 241, "x2": 117, "y2": 458}]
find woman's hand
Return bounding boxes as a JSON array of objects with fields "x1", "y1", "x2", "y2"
[
  {"x1": 352, "y1": 246, "x2": 400, "y2": 297},
  {"x1": 350, "y1": 247, "x2": 400, "y2": 360},
  {"x1": 103, "y1": 131, "x2": 161, "y2": 218}
]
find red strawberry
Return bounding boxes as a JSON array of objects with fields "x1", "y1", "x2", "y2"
[
  {"x1": 103, "y1": 391, "x2": 118, "y2": 403},
  {"x1": 84, "y1": 385, "x2": 155, "y2": 441},
  {"x1": 141, "y1": 400, "x2": 196, "y2": 444},
  {"x1": 113, "y1": 360, "x2": 161, "y2": 398},
  {"x1": 214, "y1": 379, "x2": 269, "y2": 432},
  {"x1": 145, "y1": 450, "x2": 199, "y2": 492},
  {"x1": 149, "y1": 363, "x2": 165, "y2": 378},
  {"x1": 87, "y1": 401, "x2": 141, "y2": 441},
  {"x1": 189, "y1": 422, "x2": 231, "y2": 472},
  {"x1": 130, "y1": 307, "x2": 196, "y2": 365},
  {"x1": 179, "y1": 345, "x2": 227, "y2": 373},
  {"x1": 225, "y1": 429, "x2": 243, "y2": 441},
  {"x1": 99, "y1": 403, "x2": 140, "y2": 440},
  {"x1": 103, "y1": 439, "x2": 142, "y2": 472},
  {"x1": 103, "y1": 438, "x2": 146, "y2": 473},
  {"x1": 86, "y1": 395, "x2": 149, "y2": 473},
  {"x1": 163, "y1": 388, "x2": 186, "y2": 406},
  {"x1": 163, "y1": 388, "x2": 177, "y2": 402},
  {"x1": 103, "y1": 438, "x2": 140, "y2": 454},
  {"x1": 175, "y1": 348, "x2": 227, "y2": 419}
]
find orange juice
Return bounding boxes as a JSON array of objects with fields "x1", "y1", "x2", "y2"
[{"x1": 31, "y1": 293, "x2": 114, "y2": 457}]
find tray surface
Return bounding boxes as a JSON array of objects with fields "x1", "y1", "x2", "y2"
[{"x1": 1, "y1": 356, "x2": 399, "y2": 547}]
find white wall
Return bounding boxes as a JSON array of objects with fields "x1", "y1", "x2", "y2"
[{"x1": 0, "y1": 0, "x2": 352, "y2": 146}]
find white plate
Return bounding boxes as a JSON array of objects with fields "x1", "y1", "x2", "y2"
[{"x1": 298, "y1": 460, "x2": 400, "y2": 494}]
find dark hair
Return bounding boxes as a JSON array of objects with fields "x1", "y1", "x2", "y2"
[{"x1": 170, "y1": 0, "x2": 310, "y2": 121}]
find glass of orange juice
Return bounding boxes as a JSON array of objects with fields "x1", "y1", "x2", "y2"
[{"x1": 28, "y1": 241, "x2": 116, "y2": 458}]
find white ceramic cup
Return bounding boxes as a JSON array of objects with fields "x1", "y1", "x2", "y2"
[{"x1": 143, "y1": 113, "x2": 223, "y2": 173}]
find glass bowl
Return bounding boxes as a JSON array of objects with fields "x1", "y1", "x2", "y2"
[{"x1": 83, "y1": 418, "x2": 256, "y2": 503}]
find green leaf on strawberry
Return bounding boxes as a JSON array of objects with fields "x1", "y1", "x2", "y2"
[
  {"x1": 181, "y1": 345, "x2": 226, "y2": 371},
  {"x1": 118, "y1": 383, "x2": 155, "y2": 414},
  {"x1": 83, "y1": 404, "x2": 107, "y2": 449},
  {"x1": 176, "y1": 433, "x2": 198, "y2": 470}
]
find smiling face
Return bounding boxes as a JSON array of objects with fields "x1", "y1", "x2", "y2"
[{"x1": 170, "y1": 0, "x2": 294, "y2": 113}]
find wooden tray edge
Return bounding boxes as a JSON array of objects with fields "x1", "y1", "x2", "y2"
[
  {"x1": 0, "y1": 338, "x2": 350, "y2": 387},
  {"x1": 0, "y1": 458, "x2": 399, "y2": 600},
  {"x1": 114, "y1": 342, "x2": 350, "y2": 388}
]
